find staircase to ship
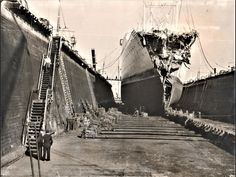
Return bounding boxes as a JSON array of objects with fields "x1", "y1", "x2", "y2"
[{"x1": 23, "y1": 36, "x2": 63, "y2": 156}]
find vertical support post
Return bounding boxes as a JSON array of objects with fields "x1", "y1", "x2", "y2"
[
  {"x1": 91, "y1": 49, "x2": 96, "y2": 71},
  {"x1": 42, "y1": 89, "x2": 49, "y2": 132},
  {"x1": 34, "y1": 123, "x2": 41, "y2": 177},
  {"x1": 37, "y1": 57, "x2": 45, "y2": 94},
  {"x1": 143, "y1": 0, "x2": 146, "y2": 31},
  {"x1": 26, "y1": 125, "x2": 35, "y2": 177},
  {"x1": 56, "y1": 0, "x2": 61, "y2": 35}
]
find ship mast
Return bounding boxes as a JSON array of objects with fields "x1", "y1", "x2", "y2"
[
  {"x1": 142, "y1": 0, "x2": 180, "y2": 31},
  {"x1": 143, "y1": 0, "x2": 146, "y2": 30},
  {"x1": 56, "y1": 0, "x2": 61, "y2": 35}
]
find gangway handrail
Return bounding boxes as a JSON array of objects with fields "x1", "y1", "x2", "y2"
[
  {"x1": 37, "y1": 55, "x2": 45, "y2": 93},
  {"x1": 42, "y1": 89, "x2": 50, "y2": 131},
  {"x1": 38, "y1": 36, "x2": 53, "y2": 96},
  {"x1": 22, "y1": 90, "x2": 34, "y2": 145},
  {"x1": 51, "y1": 54, "x2": 57, "y2": 91}
]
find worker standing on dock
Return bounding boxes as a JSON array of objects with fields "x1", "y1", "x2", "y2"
[
  {"x1": 36, "y1": 131, "x2": 44, "y2": 160},
  {"x1": 43, "y1": 130, "x2": 53, "y2": 161}
]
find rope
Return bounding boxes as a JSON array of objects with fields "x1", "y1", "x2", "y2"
[
  {"x1": 177, "y1": 0, "x2": 183, "y2": 28},
  {"x1": 197, "y1": 37, "x2": 214, "y2": 71},
  {"x1": 184, "y1": 0, "x2": 191, "y2": 30},
  {"x1": 98, "y1": 47, "x2": 118, "y2": 63},
  {"x1": 214, "y1": 62, "x2": 228, "y2": 69},
  {"x1": 102, "y1": 51, "x2": 122, "y2": 69},
  {"x1": 185, "y1": 0, "x2": 214, "y2": 72},
  {"x1": 187, "y1": 0, "x2": 195, "y2": 29},
  {"x1": 170, "y1": 6, "x2": 175, "y2": 26},
  {"x1": 104, "y1": 32, "x2": 135, "y2": 70}
]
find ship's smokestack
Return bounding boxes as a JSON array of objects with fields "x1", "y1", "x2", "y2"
[{"x1": 91, "y1": 49, "x2": 96, "y2": 70}]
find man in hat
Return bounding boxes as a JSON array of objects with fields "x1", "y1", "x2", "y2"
[
  {"x1": 43, "y1": 130, "x2": 53, "y2": 161},
  {"x1": 36, "y1": 131, "x2": 44, "y2": 160}
]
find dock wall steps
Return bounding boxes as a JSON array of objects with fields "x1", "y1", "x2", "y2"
[{"x1": 165, "y1": 110, "x2": 235, "y2": 155}]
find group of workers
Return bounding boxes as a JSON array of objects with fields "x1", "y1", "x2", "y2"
[
  {"x1": 36, "y1": 130, "x2": 53, "y2": 161},
  {"x1": 133, "y1": 106, "x2": 148, "y2": 117}
]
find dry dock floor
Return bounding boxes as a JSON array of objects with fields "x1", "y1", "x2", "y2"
[{"x1": 1, "y1": 116, "x2": 234, "y2": 177}]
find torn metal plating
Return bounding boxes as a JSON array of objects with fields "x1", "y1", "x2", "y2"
[
  {"x1": 139, "y1": 29, "x2": 198, "y2": 78},
  {"x1": 137, "y1": 29, "x2": 198, "y2": 106}
]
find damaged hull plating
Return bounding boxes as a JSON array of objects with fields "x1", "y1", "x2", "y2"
[{"x1": 120, "y1": 30, "x2": 197, "y2": 115}]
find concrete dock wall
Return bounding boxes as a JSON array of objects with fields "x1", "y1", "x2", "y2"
[
  {"x1": 46, "y1": 70, "x2": 68, "y2": 134},
  {"x1": 1, "y1": 15, "x2": 48, "y2": 157},
  {"x1": 94, "y1": 75, "x2": 115, "y2": 109},
  {"x1": 173, "y1": 71, "x2": 235, "y2": 124},
  {"x1": 61, "y1": 45, "x2": 115, "y2": 112},
  {"x1": 1, "y1": 5, "x2": 115, "y2": 163},
  {"x1": 62, "y1": 52, "x2": 95, "y2": 112}
]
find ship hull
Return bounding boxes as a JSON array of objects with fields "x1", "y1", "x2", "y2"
[
  {"x1": 120, "y1": 29, "x2": 198, "y2": 116},
  {"x1": 121, "y1": 31, "x2": 165, "y2": 115},
  {"x1": 121, "y1": 69, "x2": 164, "y2": 115}
]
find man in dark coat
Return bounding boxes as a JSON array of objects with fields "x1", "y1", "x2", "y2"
[
  {"x1": 36, "y1": 131, "x2": 43, "y2": 160},
  {"x1": 43, "y1": 130, "x2": 53, "y2": 161}
]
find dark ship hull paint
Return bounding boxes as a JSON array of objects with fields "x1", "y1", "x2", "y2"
[
  {"x1": 172, "y1": 70, "x2": 235, "y2": 124},
  {"x1": 1, "y1": 3, "x2": 114, "y2": 158},
  {"x1": 121, "y1": 69, "x2": 164, "y2": 115},
  {"x1": 120, "y1": 31, "x2": 165, "y2": 115}
]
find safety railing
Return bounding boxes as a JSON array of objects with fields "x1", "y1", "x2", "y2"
[
  {"x1": 22, "y1": 90, "x2": 33, "y2": 145},
  {"x1": 37, "y1": 56, "x2": 45, "y2": 98},
  {"x1": 42, "y1": 89, "x2": 50, "y2": 131},
  {"x1": 51, "y1": 55, "x2": 57, "y2": 91}
]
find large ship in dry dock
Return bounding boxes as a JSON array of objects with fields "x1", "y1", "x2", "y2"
[
  {"x1": 120, "y1": 29, "x2": 197, "y2": 115},
  {"x1": 1, "y1": 0, "x2": 114, "y2": 161},
  {"x1": 119, "y1": 1, "x2": 235, "y2": 121}
]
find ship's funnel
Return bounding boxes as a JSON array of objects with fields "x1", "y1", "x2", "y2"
[{"x1": 91, "y1": 49, "x2": 96, "y2": 70}]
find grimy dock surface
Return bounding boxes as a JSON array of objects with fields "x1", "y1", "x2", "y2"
[{"x1": 1, "y1": 116, "x2": 234, "y2": 177}]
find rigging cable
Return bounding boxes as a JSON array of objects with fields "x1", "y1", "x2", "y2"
[
  {"x1": 177, "y1": 0, "x2": 183, "y2": 29},
  {"x1": 102, "y1": 49, "x2": 122, "y2": 69},
  {"x1": 214, "y1": 62, "x2": 228, "y2": 69},
  {"x1": 98, "y1": 47, "x2": 118, "y2": 63},
  {"x1": 184, "y1": 0, "x2": 191, "y2": 31},
  {"x1": 104, "y1": 32, "x2": 134, "y2": 70},
  {"x1": 170, "y1": 6, "x2": 174, "y2": 26},
  {"x1": 186, "y1": 0, "x2": 195, "y2": 29},
  {"x1": 186, "y1": 0, "x2": 214, "y2": 72},
  {"x1": 197, "y1": 37, "x2": 214, "y2": 71}
]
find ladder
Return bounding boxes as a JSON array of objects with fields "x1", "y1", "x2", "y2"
[{"x1": 55, "y1": 37, "x2": 74, "y2": 117}]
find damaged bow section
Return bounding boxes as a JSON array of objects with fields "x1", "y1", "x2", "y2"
[
  {"x1": 139, "y1": 29, "x2": 198, "y2": 106},
  {"x1": 141, "y1": 29, "x2": 198, "y2": 77}
]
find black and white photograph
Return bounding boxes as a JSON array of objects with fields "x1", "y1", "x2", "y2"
[{"x1": 1, "y1": 0, "x2": 235, "y2": 176}]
